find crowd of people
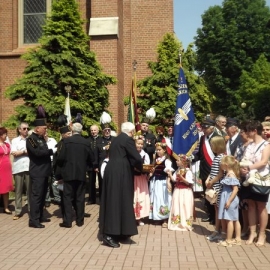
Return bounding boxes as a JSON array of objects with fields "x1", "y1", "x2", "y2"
[{"x1": 1, "y1": 114, "x2": 270, "y2": 249}]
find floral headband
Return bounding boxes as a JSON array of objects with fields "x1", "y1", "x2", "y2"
[
  {"x1": 134, "y1": 134, "x2": 145, "y2": 141},
  {"x1": 178, "y1": 154, "x2": 194, "y2": 163},
  {"x1": 155, "y1": 142, "x2": 167, "y2": 148}
]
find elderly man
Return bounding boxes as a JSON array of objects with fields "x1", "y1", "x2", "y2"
[
  {"x1": 26, "y1": 119, "x2": 53, "y2": 228},
  {"x1": 193, "y1": 118, "x2": 220, "y2": 225},
  {"x1": 87, "y1": 125, "x2": 99, "y2": 204},
  {"x1": 57, "y1": 123, "x2": 94, "y2": 228},
  {"x1": 140, "y1": 118, "x2": 156, "y2": 163},
  {"x1": 99, "y1": 122, "x2": 143, "y2": 248},
  {"x1": 11, "y1": 122, "x2": 30, "y2": 220},
  {"x1": 215, "y1": 115, "x2": 227, "y2": 137},
  {"x1": 225, "y1": 118, "x2": 242, "y2": 156}
]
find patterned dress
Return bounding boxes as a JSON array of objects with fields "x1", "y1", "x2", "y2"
[
  {"x1": 168, "y1": 168, "x2": 194, "y2": 231},
  {"x1": 149, "y1": 157, "x2": 173, "y2": 220},
  {"x1": 133, "y1": 150, "x2": 150, "y2": 220}
]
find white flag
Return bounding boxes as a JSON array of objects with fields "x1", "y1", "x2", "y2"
[{"x1": 64, "y1": 93, "x2": 72, "y2": 124}]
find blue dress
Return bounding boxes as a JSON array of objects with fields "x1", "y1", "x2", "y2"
[{"x1": 218, "y1": 177, "x2": 240, "y2": 221}]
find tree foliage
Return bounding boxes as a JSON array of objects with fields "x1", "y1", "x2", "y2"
[
  {"x1": 237, "y1": 54, "x2": 270, "y2": 120},
  {"x1": 5, "y1": 0, "x2": 116, "y2": 136},
  {"x1": 135, "y1": 33, "x2": 213, "y2": 125},
  {"x1": 195, "y1": 0, "x2": 270, "y2": 116}
]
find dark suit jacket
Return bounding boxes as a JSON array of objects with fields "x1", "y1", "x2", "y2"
[
  {"x1": 96, "y1": 135, "x2": 115, "y2": 167},
  {"x1": 26, "y1": 132, "x2": 53, "y2": 178},
  {"x1": 57, "y1": 134, "x2": 94, "y2": 181},
  {"x1": 193, "y1": 131, "x2": 220, "y2": 180},
  {"x1": 229, "y1": 133, "x2": 242, "y2": 156}
]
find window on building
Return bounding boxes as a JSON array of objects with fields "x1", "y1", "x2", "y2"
[{"x1": 19, "y1": 0, "x2": 52, "y2": 45}]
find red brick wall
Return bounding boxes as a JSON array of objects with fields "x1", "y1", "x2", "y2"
[{"x1": 0, "y1": 0, "x2": 173, "y2": 137}]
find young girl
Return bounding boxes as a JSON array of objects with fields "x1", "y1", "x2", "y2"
[
  {"x1": 167, "y1": 154, "x2": 194, "y2": 231},
  {"x1": 205, "y1": 136, "x2": 226, "y2": 241},
  {"x1": 149, "y1": 142, "x2": 174, "y2": 227},
  {"x1": 133, "y1": 136, "x2": 150, "y2": 226},
  {"x1": 217, "y1": 155, "x2": 241, "y2": 247}
]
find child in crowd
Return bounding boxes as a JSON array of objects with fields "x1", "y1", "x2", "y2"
[
  {"x1": 133, "y1": 136, "x2": 150, "y2": 226},
  {"x1": 167, "y1": 154, "x2": 194, "y2": 231},
  {"x1": 205, "y1": 136, "x2": 226, "y2": 241},
  {"x1": 148, "y1": 142, "x2": 174, "y2": 227},
  {"x1": 217, "y1": 155, "x2": 241, "y2": 247}
]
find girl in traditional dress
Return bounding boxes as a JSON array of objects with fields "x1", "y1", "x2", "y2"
[
  {"x1": 148, "y1": 142, "x2": 174, "y2": 228},
  {"x1": 133, "y1": 136, "x2": 150, "y2": 226},
  {"x1": 217, "y1": 155, "x2": 241, "y2": 247},
  {"x1": 167, "y1": 154, "x2": 194, "y2": 231}
]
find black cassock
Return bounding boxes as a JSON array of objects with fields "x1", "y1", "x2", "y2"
[{"x1": 99, "y1": 132, "x2": 142, "y2": 237}]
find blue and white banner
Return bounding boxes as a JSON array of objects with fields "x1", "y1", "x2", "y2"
[{"x1": 173, "y1": 67, "x2": 199, "y2": 156}]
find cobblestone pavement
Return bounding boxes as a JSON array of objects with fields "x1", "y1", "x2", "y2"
[{"x1": 0, "y1": 198, "x2": 270, "y2": 270}]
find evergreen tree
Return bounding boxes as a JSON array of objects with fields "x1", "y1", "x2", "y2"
[
  {"x1": 135, "y1": 33, "x2": 213, "y2": 125},
  {"x1": 5, "y1": 0, "x2": 115, "y2": 136},
  {"x1": 195, "y1": 0, "x2": 270, "y2": 115}
]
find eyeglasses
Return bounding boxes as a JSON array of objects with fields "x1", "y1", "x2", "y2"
[{"x1": 22, "y1": 127, "x2": 30, "y2": 131}]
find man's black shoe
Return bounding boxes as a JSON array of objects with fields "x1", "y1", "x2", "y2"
[
  {"x1": 87, "y1": 201, "x2": 96, "y2": 205},
  {"x1": 209, "y1": 220, "x2": 215, "y2": 225},
  {"x1": 29, "y1": 222, "x2": 45, "y2": 228},
  {"x1": 52, "y1": 200, "x2": 61, "y2": 205},
  {"x1": 76, "y1": 222, "x2": 84, "y2": 227},
  {"x1": 40, "y1": 218, "x2": 51, "y2": 223},
  {"x1": 59, "y1": 222, "x2": 72, "y2": 228},
  {"x1": 201, "y1": 217, "x2": 210, "y2": 222},
  {"x1": 84, "y1": 213, "x2": 90, "y2": 218},
  {"x1": 45, "y1": 202, "x2": 51, "y2": 208},
  {"x1": 103, "y1": 235, "x2": 120, "y2": 248}
]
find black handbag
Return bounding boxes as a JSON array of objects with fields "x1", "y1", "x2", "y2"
[{"x1": 250, "y1": 183, "x2": 270, "y2": 195}]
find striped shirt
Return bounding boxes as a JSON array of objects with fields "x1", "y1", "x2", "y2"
[{"x1": 209, "y1": 153, "x2": 224, "y2": 205}]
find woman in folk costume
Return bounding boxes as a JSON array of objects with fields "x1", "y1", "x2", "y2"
[
  {"x1": 133, "y1": 135, "x2": 150, "y2": 226},
  {"x1": 148, "y1": 142, "x2": 174, "y2": 228},
  {"x1": 167, "y1": 154, "x2": 194, "y2": 231}
]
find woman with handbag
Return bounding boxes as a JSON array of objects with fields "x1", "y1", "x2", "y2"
[{"x1": 242, "y1": 120, "x2": 270, "y2": 247}]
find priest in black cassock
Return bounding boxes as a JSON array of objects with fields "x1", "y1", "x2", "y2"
[{"x1": 99, "y1": 122, "x2": 143, "y2": 248}]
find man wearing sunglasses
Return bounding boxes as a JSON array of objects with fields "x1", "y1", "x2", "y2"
[{"x1": 11, "y1": 122, "x2": 30, "y2": 220}]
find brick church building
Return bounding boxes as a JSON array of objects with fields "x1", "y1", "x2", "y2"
[{"x1": 0, "y1": 0, "x2": 173, "y2": 137}]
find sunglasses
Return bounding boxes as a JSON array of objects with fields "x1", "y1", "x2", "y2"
[
  {"x1": 201, "y1": 125, "x2": 210, "y2": 129},
  {"x1": 22, "y1": 127, "x2": 30, "y2": 131}
]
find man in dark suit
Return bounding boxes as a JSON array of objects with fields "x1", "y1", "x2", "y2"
[
  {"x1": 87, "y1": 125, "x2": 99, "y2": 205},
  {"x1": 193, "y1": 118, "x2": 221, "y2": 224},
  {"x1": 26, "y1": 118, "x2": 53, "y2": 228},
  {"x1": 226, "y1": 118, "x2": 242, "y2": 156},
  {"x1": 57, "y1": 123, "x2": 94, "y2": 228},
  {"x1": 140, "y1": 118, "x2": 156, "y2": 164},
  {"x1": 99, "y1": 122, "x2": 143, "y2": 248},
  {"x1": 96, "y1": 123, "x2": 115, "y2": 198}
]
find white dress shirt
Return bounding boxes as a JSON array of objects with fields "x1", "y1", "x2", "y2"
[{"x1": 11, "y1": 136, "x2": 29, "y2": 174}]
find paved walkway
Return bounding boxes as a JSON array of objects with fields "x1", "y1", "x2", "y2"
[{"x1": 0, "y1": 198, "x2": 270, "y2": 270}]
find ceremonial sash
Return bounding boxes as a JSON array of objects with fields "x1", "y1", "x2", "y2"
[
  {"x1": 164, "y1": 137, "x2": 172, "y2": 156},
  {"x1": 202, "y1": 136, "x2": 215, "y2": 166}
]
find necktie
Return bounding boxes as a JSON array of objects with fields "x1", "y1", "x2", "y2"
[{"x1": 170, "y1": 137, "x2": 173, "y2": 145}]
